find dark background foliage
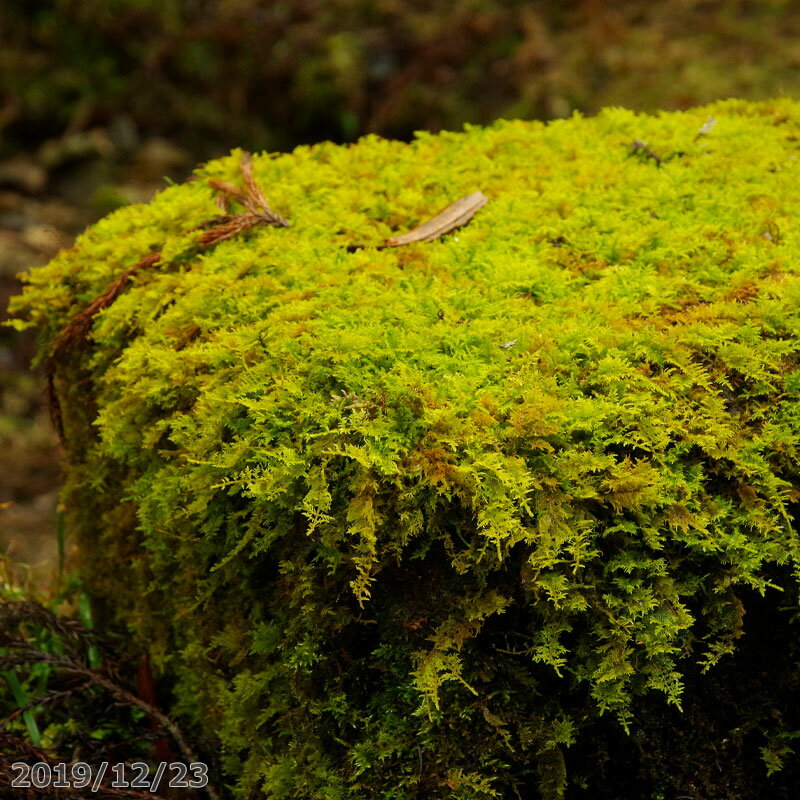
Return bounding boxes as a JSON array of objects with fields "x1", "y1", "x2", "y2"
[{"x1": 3, "y1": 0, "x2": 800, "y2": 159}]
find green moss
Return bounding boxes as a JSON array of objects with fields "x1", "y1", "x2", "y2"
[{"x1": 9, "y1": 99, "x2": 800, "y2": 797}]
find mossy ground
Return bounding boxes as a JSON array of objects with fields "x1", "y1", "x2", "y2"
[{"x1": 9, "y1": 99, "x2": 800, "y2": 798}]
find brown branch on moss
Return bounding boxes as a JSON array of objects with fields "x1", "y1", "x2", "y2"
[
  {"x1": 45, "y1": 151, "x2": 289, "y2": 442},
  {"x1": 43, "y1": 250, "x2": 161, "y2": 442},
  {"x1": 207, "y1": 150, "x2": 289, "y2": 228},
  {"x1": 195, "y1": 211, "x2": 280, "y2": 247},
  {"x1": 50, "y1": 251, "x2": 162, "y2": 359},
  {"x1": 208, "y1": 180, "x2": 247, "y2": 213}
]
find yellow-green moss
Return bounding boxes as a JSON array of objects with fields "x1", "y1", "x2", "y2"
[{"x1": 10, "y1": 99, "x2": 800, "y2": 798}]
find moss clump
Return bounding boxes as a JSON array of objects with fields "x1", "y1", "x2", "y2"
[{"x1": 10, "y1": 99, "x2": 800, "y2": 798}]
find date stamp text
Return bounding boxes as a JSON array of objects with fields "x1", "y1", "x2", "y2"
[{"x1": 10, "y1": 761, "x2": 208, "y2": 793}]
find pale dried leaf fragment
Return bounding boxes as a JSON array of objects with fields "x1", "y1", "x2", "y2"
[{"x1": 384, "y1": 191, "x2": 488, "y2": 247}]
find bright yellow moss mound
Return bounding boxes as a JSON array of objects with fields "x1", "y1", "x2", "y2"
[{"x1": 10, "y1": 99, "x2": 800, "y2": 798}]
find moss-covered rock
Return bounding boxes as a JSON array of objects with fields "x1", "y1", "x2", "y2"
[{"x1": 10, "y1": 99, "x2": 800, "y2": 798}]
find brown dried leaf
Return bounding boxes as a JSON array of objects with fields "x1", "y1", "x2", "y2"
[{"x1": 384, "y1": 191, "x2": 488, "y2": 247}]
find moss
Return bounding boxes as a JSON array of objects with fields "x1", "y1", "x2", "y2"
[{"x1": 9, "y1": 99, "x2": 800, "y2": 798}]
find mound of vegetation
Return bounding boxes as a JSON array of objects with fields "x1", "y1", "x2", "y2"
[{"x1": 9, "y1": 99, "x2": 800, "y2": 798}]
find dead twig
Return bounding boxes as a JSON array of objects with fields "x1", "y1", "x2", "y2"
[
  {"x1": 207, "y1": 151, "x2": 289, "y2": 228},
  {"x1": 50, "y1": 252, "x2": 162, "y2": 358},
  {"x1": 195, "y1": 212, "x2": 280, "y2": 247},
  {"x1": 44, "y1": 250, "x2": 162, "y2": 440},
  {"x1": 0, "y1": 683, "x2": 92, "y2": 731},
  {"x1": 46, "y1": 151, "x2": 288, "y2": 442},
  {"x1": 631, "y1": 139, "x2": 664, "y2": 166}
]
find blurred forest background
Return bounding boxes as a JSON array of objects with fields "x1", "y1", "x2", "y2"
[{"x1": 2, "y1": 0, "x2": 800, "y2": 587}]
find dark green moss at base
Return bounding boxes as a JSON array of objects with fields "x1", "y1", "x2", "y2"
[{"x1": 10, "y1": 99, "x2": 800, "y2": 798}]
